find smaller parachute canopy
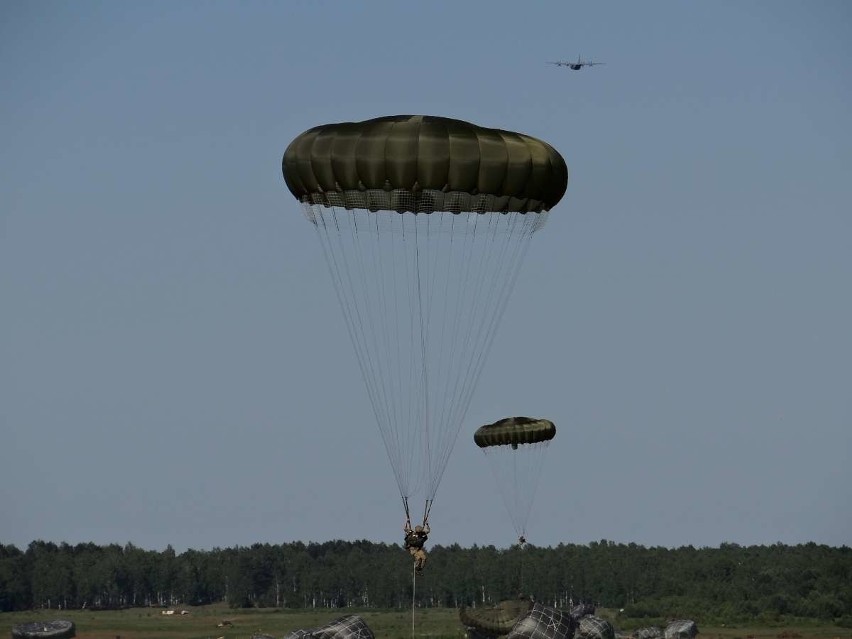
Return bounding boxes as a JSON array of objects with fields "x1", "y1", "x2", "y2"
[{"x1": 474, "y1": 417, "x2": 556, "y2": 449}]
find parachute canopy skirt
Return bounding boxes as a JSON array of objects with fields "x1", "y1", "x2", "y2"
[{"x1": 283, "y1": 116, "x2": 567, "y2": 521}]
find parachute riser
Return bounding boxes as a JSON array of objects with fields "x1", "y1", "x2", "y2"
[{"x1": 402, "y1": 497, "x2": 432, "y2": 529}]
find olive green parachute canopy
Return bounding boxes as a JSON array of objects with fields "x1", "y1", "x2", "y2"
[
  {"x1": 474, "y1": 417, "x2": 556, "y2": 449},
  {"x1": 475, "y1": 417, "x2": 556, "y2": 539},
  {"x1": 460, "y1": 598, "x2": 535, "y2": 636},
  {"x1": 282, "y1": 115, "x2": 568, "y2": 213}
]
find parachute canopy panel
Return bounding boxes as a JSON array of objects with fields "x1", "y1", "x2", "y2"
[
  {"x1": 474, "y1": 416, "x2": 556, "y2": 449},
  {"x1": 282, "y1": 115, "x2": 568, "y2": 213}
]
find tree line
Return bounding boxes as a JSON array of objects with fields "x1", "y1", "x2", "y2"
[{"x1": 1, "y1": 540, "x2": 850, "y2": 625}]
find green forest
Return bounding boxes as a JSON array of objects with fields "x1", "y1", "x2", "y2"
[{"x1": 2, "y1": 540, "x2": 850, "y2": 627}]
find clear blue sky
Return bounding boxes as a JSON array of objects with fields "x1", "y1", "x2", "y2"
[{"x1": 2, "y1": 0, "x2": 850, "y2": 553}]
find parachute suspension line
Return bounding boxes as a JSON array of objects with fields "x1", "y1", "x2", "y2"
[
  {"x1": 402, "y1": 496, "x2": 411, "y2": 526},
  {"x1": 353, "y1": 211, "x2": 404, "y2": 495},
  {"x1": 424, "y1": 212, "x2": 477, "y2": 500},
  {"x1": 455, "y1": 213, "x2": 541, "y2": 414},
  {"x1": 512, "y1": 445, "x2": 520, "y2": 534},
  {"x1": 309, "y1": 206, "x2": 387, "y2": 441},
  {"x1": 483, "y1": 439, "x2": 552, "y2": 540},
  {"x1": 310, "y1": 206, "x2": 413, "y2": 496},
  {"x1": 422, "y1": 499, "x2": 433, "y2": 527},
  {"x1": 376, "y1": 211, "x2": 411, "y2": 497},
  {"x1": 403, "y1": 212, "x2": 420, "y2": 502},
  {"x1": 308, "y1": 203, "x2": 550, "y2": 518},
  {"x1": 428, "y1": 212, "x2": 545, "y2": 500},
  {"x1": 440, "y1": 212, "x2": 508, "y2": 456},
  {"x1": 375, "y1": 211, "x2": 416, "y2": 496},
  {"x1": 429, "y1": 211, "x2": 480, "y2": 499},
  {"x1": 414, "y1": 213, "x2": 431, "y2": 505},
  {"x1": 376, "y1": 212, "x2": 417, "y2": 498}
]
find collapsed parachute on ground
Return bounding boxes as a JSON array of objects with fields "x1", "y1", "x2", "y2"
[
  {"x1": 576, "y1": 616, "x2": 615, "y2": 639},
  {"x1": 283, "y1": 615, "x2": 375, "y2": 639},
  {"x1": 284, "y1": 115, "x2": 568, "y2": 523},
  {"x1": 632, "y1": 627, "x2": 663, "y2": 639},
  {"x1": 507, "y1": 602, "x2": 576, "y2": 639},
  {"x1": 663, "y1": 620, "x2": 699, "y2": 639},
  {"x1": 568, "y1": 603, "x2": 596, "y2": 622},
  {"x1": 475, "y1": 417, "x2": 556, "y2": 540},
  {"x1": 11, "y1": 621, "x2": 76, "y2": 639},
  {"x1": 460, "y1": 598, "x2": 535, "y2": 636}
]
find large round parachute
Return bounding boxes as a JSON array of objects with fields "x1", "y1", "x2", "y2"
[
  {"x1": 475, "y1": 417, "x2": 556, "y2": 540},
  {"x1": 283, "y1": 115, "x2": 568, "y2": 523},
  {"x1": 283, "y1": 115, "x2": 567, "y2": 214}
]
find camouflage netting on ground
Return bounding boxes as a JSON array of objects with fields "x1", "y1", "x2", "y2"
[
  {"x1": 568, "y1": 603, "x2": 596, "y2": 622},
  {"x1": 461, "y1": 598, "x2": 535, "y2": 635},
  {"x1": 465, "y1": 627, "x2": 509, "y2": 639},
  {"x1": 11, "y1": 620, "x2": 76, "y2": 639},
  {"x1": 664, "y1": 620, "x2": 698, "y2": 639},
  {"x1": 282, "y1": 630, "x2": 313, "y2": 639},
  {"x1": 507, "y1": 603, "x2": 577, "y2": 639},
  {"x1": 306, "y1": 615, "x2": 376, "y2": 639},
  {"x1": 632, "y1": 626, "x2": 662, "y2": 639},
  {"x1": 576, "y1": 616, "x2": 615, "y2": 639}
]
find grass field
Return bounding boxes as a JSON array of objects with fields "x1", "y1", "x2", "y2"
[{"x1": 0, "y1": 604, "x2": 848, "y2": 639}]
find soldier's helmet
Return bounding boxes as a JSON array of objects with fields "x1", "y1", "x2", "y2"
[{"x1": 415, "y1": 525, "x2": 424, "y2": 533}]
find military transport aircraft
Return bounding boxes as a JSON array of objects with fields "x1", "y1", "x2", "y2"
[{"x1": 548, "y1": 55, "x2": 605, "y2": 70}]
